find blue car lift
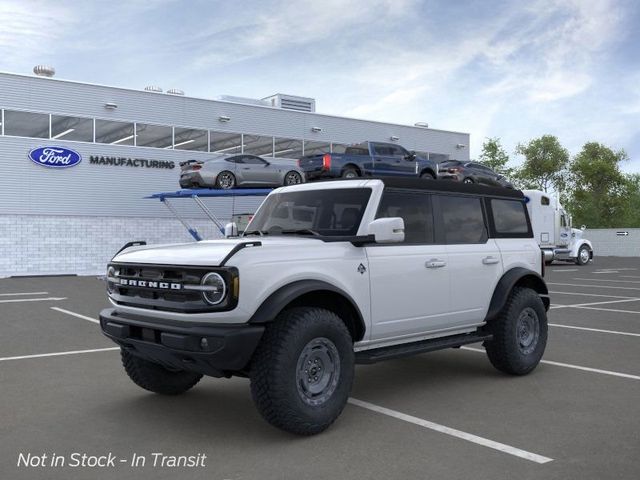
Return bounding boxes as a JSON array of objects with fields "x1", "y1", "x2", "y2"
[{"x1": 146, "y1": 188, "x2": 272, "y2": 241}]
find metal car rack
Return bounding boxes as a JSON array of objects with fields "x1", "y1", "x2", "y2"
[{"x1": 146, "y1": 188, "x2": 272, "y2": 241}]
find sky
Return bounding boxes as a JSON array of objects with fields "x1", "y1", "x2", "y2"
[{"x1": 1, "y1": 0, "x2": 639, "y2": 170}]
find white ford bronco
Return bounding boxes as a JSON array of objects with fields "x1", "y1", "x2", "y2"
[{"x1": 100, "y1": 178, "x2": 550, "y2": 435}]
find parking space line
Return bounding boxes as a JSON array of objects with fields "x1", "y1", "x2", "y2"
[
  {"x1": 0, "y1": 347, "x2": 119, "y2": 362},
  {"x1": 550, "y1": 298, "x2": 640, "y2": 310},
  {"x1": 348, "y1": 398, "x2": 553, "y2": 464},
  {"x1": 0, "y1": 297, "x2": 67, "y2": 304},
  {"x1": 51, "y1": 307, "x2": 99, "y2": 324},
  {"x1": 549, "y1": 291, "x2": 638, "y2": 299},
  {"x1": 573, "y1": 278, "x2": 640, "y2": 284},
  {"x1": 573, "y1": 306, "x2": 640, "y2": 315},
  {"x1": 461, "y1": 347, "x2": 640, "y2": 381},
  {"x1": 620, "y1": 275, "x2": 640, "y2": 279},
  {"x1": 0, "y1": 291, "x2": 49, "y2": 296},
  {"x1": 549, "y1": 323, "x2": 640, "y2": 337},
  {"x1": 550, "y1": 269, "x2": 578, "y2": 272},
  {"x1": 547, "y1": 282, "x2": 640, "y2": 291}
]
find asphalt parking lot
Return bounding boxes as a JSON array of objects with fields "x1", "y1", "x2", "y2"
[{"x1": 1, "y1": 257, "x2": 639, "y2": 480}]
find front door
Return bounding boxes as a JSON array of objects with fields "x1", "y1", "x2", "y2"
[{"x1": 366, "y1": 190, "x2": 451, "y2": 342}]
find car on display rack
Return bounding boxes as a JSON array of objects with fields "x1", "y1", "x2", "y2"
[
  {"x1": 179, "y1": 154, "x2": 305, "y2": 189},
  {"x1": 100, "y1": 177, "x2": 549, "y2": 435},
  {"x1": 437, "y1": 160, "x2": 514, "y2": 188},
  {"x1": 298, "y1": 141, "x2": 439, "y2": 181}
]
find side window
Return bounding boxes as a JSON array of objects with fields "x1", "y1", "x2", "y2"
[
  {"x1": 376, "y1": 191, "x2": 434, "y2": 244},
  {"x1": 541, "y1": 196, "x2": 550, "y2": 206},
  {"x1": 225, "y1": 156, "x2": 243, "y2": 164},
  {"x1": 389, "y1": 145, "x2": 407, "y2": 157},
  {"x1": 373, "y1": 144, "x2": 392, "y2": 156},
  {"x1": 243, "y1": 155, "x2": 266, "y2": 165},
  {"x1": 439, "y1": 195, "x2": 487, "y2": 244},
  {"x1": 491, "y1": 199, "x2": 530, "y2": 235}
]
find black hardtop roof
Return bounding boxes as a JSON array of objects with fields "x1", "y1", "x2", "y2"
[{"x1": 378, "y1": 177, "x2": 525, "y2": 199}]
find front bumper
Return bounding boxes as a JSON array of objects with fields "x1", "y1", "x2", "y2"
[{"x1": 100, "y1": 308, "x2": 264, "y2": 377}]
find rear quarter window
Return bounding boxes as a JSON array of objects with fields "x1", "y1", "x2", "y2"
[
  {"x1": 438, "y1": 195, "x2": 487, "y2": 244},
  {"x1": 490, "y1": 199, "x2": 531, "y2": 237}
]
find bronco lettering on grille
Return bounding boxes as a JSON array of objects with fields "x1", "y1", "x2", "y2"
[{"x1": 119, "y1": 278, "x2": 182, "y2": 290}]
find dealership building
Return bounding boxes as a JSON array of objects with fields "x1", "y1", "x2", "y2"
[{"x1": 0, "y1": 69, "x2": 470, "y2": 277}]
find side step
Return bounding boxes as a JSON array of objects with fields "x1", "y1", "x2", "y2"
[{"x1": 355, "y1": 331, "x2": 492, "y2": 364}]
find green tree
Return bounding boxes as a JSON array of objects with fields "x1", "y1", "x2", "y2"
[
  {"x1": 478, "y1": 137, "x2": 513, "y2": 176},
  {"x1": 514, "y1": 135, "x2": 569, "y2": 192},
  {"x1": 567, "y1": 142, "x2": 632, "y2": 228}
]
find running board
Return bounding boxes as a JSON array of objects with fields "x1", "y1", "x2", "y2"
[{"x1": 355, "y1": 332, "x2": 492, "y2": 364}]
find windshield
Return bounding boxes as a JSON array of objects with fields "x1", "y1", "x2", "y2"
[{"x1": 244, "y1": 188, "x2": 372, "y2": 237}]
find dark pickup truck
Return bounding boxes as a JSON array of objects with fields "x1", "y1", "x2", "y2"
[{"x1": 298, "y1": 141, "x2": 439, "y2": 181}]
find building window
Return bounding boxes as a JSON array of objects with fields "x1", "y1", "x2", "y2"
[
  {"x1": 135, "y1": 123, "x2": 173, "y2": 148},
  {"x1": 210, "y1": 131, "x2": 243, "y2": 154},
  {"x1": 95, "y1": 119, "x2": 135, "y2": 145},
  {"x1": 303, "y1": 140, "x2": 330, "y2": 156},
  {"x1": 244, "y1": 134, "x2": 274, "y2": 156},
  {"x1": 173, "y1": 127, "x2": 208, "y2": 151},
  {"x1": 3, "y1": 110, "x2": 49, "y2": 138},
  {"x1": 273, "y1": 137, "x2": 303, "y2": 158},
  {"x1": 51, "y1": 115, "x2": 93, "y2": 142}
]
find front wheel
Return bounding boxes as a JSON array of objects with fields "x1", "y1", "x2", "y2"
[
  {"x1": 485, "y1": 287, "x2": 547, "y2": 375},
  {"x1": 215, "y1": 171, "x2": 236, "y2": 189},
  {"x1": 463, "y1": 177, "x2": 474, "y2": 184},
  {"x1": 283, "y1": 170, "x2": 303, "y2": 186},
  {"x1": 121, "y1": 349, "x2": 202, "y2": 395},
  {"x1": 250, "y1": 307, "x2": 354, "y2": 435},
  {"x1": 420, "y1": 171, "x2": 436, "y2": 180},
  {"x1": 576, "y1": 245, "x2": 591, "y2": 265}
]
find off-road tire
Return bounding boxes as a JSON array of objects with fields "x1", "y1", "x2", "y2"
[
  {"x1": 341, "y1": 167, "x2": 359, "y2": 179},
  {"x1": 576, "y1": 245, "x2": 591, "y2": 265},
  {"x1": 121, "y1": 349, "x2": 202, "y2": 395},
  {"x1": 250, "y1": 307, "x2": 355, "y2": 435},
  {"x1": 215, "y1": 171, "x2": 236, "y2": 189},
  {"x1": 485, "y1": 287, "x2": 547, "y2": 375}
]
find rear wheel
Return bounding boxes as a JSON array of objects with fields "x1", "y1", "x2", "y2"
[
  {"x1": 576, "y1": 245, "x2": 591, "y2": 265},
  {"x1": 463, "y1": 177, "x2": 474, "y2": 184},
  {"x1": 485, "y1": 287, "x2": 547, "y2": 375},
  {"x1": 216, "y1": 171, "x2": 236, "y2": 189},
  {"x1": 250, "y1": 307, "x2": 354, "y2": 435},
  {"x1": 284, "y1": 171, "x2": 303, "y2": 186},
  {"x1": 341, "y1": 167, "x2": 359, "y2": 179},
  {"x1": 121, "y1": 349, "x2": 202, "y2": 395}
]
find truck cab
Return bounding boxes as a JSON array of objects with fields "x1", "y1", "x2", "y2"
[{"x1": 523, "y1": 190, "x2": 593, "y2": 265}]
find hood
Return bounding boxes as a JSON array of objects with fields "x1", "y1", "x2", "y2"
[{"x1": 112, "y1": 236, "x2": 321, "y2": 266}]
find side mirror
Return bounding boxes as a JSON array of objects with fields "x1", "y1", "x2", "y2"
[
  {"x1": 581, "y1": 225, "x2": 586, "y2": 231},
  {"x1": 224, "y1": 222, "x2": 238, "y2": 238},
  {"x1": 405, "y1": 151, "x2": 416, "y2": 161},
  {"x1": 367, "y1": 217, "x2": 404, "y2": 244}
]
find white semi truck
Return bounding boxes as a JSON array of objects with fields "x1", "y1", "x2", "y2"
[{"x1": 523, "y1": 190, "x2": 593, "y2": 265}]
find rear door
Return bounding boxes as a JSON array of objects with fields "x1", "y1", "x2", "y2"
[
  {"x1": 366, "y1": 189, "x2": 451, "y2": 341},
  {"x1": 435, "y1": 194, "x2": 503, "y2": 327}
]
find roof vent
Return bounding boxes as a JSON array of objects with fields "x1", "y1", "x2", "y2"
[
  {"x1": 144, "y1": 85, "x2": 163, "y2": 93},
  {"x1": 262, "y1": 94, "x2": 316, "y2": 112},
  {"x1": 167, "y1": 88, "x2": 185, "y2": 96},
  {"x1": 33, "y1": 65, "x2": 55, "y2": 77}
]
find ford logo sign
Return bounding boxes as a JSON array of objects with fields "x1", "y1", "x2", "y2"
[{"x1": 28, "y1": 146, "x2": 82, "y2": 168}]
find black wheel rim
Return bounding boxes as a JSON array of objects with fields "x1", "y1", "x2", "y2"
[
  {"x1": 218, "y1": 172, "x2": 234, "y2": 189},
  {"x1": 285, "y1": 172, "x2": 302, "y2": 185},
  {"x1": 517, "y1": 307, "x2": 540, "y2": 355},
  {"x1": 296, "y1": 337, "x2": 341, "y2": 406}
]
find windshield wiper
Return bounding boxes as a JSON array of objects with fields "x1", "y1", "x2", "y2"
[{"x1": 280, "y1": 229, "x2": 321, "y2": 237}]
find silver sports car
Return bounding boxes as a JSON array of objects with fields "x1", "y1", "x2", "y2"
[{"x1": 179, "y1": 154, "x2": 305, "y2": 189}]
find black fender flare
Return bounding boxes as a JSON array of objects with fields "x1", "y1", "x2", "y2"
[
  {"x1": 485, "y1": 268, "x2": 549, "y2": 322},
  {"x1": 248, "y1": 280, "x2": 366, "y2": 339},
  {"x1": 419, "y1": 167, "x2": 436, "y2": 178}
]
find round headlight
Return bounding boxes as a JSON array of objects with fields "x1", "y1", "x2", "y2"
[
  {"x1": 106, "y1": 266, "x2": 117, "y2": 294},
  {"x1": 201, "y1": 272, "x2": 226, "y2": 305}
]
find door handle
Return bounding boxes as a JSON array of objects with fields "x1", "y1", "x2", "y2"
[
  {"x1": 482, "y1": 256, "x2": 500, "y2": 265},
  {"x1": 426, "y1": 259, "x2": 446, "y2": 268}
]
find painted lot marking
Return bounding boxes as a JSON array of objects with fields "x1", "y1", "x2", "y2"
[
  {"x1": 550, "y1": 298, "x2": 640, "y2": 310},
  {"x1": 549, "y1": 291, "x2": 638, "y2": 299},
  {"x1": 51, "y1": 307, "x2": 99, "y2": 324},
  {"x1": 572, "y1": 306, "x2": 640, "y2": 315},
  {"x1": 551, "y1": 269, "x2": 578, "y2": 273},
  {"x1": 593, "y1": 271, "x2": 619, "y2": 274},
  {"x1": 0, "y1": 297, "x2": 67, "y2": 304},
  {"x1": 348, "y1": 398, "x2": 553, "y2": 464},
  {"x1": 461, "y1": 347, "x2": 640, "y2": 381},
  {"x1": 573, "y1": 278, "x2": 640, "y2": 284},
  {"x1": 0, "y1": 291, "x2": 49, "y2": 296},
  {"x1": 0, "y1": 347, "x2": 119, "y2": 362},
  {"x1": 549, "y1": 323, "x2": 640, "y2": 338},
  {"x1": 548, "y1": 282, "x2": 640, "y2": 292}
]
